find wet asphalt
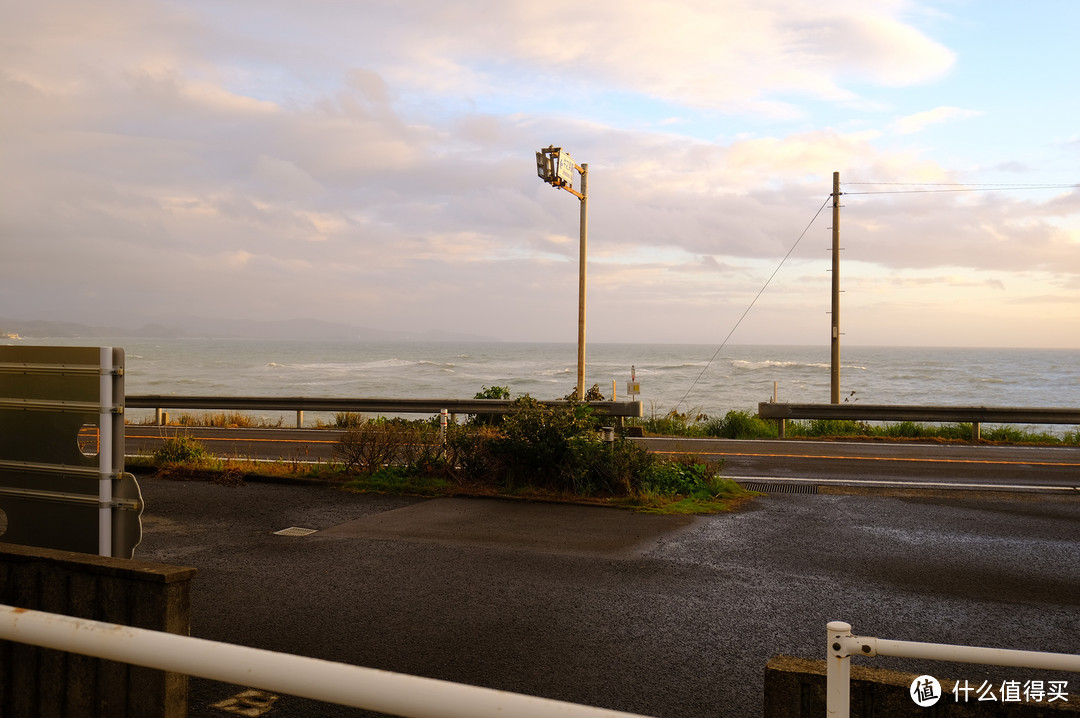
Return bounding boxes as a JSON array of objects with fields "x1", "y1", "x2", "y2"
[{"x1": 132, "y1": 477, "x2": 1080, "y2": 718}]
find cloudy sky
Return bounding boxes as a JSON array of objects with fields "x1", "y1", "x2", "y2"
[{"x1": 2, "y1": 0, "x2": 1078, "y2": 347}]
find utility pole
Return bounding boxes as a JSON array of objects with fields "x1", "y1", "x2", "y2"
[{"x1": 830, "y1": 171, "x2": 841, "y2": 404}]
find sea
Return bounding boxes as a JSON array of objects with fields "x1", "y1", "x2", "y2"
[{"x1": 8, "y1": 338, "x2": 1080, "y2": 431}]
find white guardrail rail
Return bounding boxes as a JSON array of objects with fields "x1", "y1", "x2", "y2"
[
  {"x1": 0, "y1": 604, "x2": 656, "y2": 718},
  {"x1": 827, "y1": 621, "x2": 1080, "y2": 718}
]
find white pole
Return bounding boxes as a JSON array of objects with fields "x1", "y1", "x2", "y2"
[
  {"x1": 872, "y1": 638, "x2": 1080, "y2": 672},
  {"x1": 0, "y1": 605, "x2": 655, "y2": 718},
  {"x1": 826, "y1": 621, "x2": 852, "y2": 718},
  {"x1": 98, "y1": 346, "x2": 113, "y2": 557}
]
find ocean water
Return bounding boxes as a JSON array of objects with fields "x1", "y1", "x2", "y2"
[{"x1": 11, "y1": 338, "x2": 1080, "y2": 427}]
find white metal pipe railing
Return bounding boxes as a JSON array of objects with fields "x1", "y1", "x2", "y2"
[
  {"x1": 827, "y1": 621, "x2": 1080, "y2": 718},
  {"x1": 98, "y1": 346, "x2": 113, "y2": 557},
  {"x1": 0, "y1": 605, "x2": 655, "y2": 718}
]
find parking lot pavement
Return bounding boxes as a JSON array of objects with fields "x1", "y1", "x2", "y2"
[{"x1": 133, "y1": 476, "x2": 1080, "y2": 718}]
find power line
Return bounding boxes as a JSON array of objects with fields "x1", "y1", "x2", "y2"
[
  {"x1": 841, "y1": 182, "x2": 1078, "y2": 195},
  {"x1": 675, "y1": 195, "x2": 833, "y2": 413},
  {"x1": 674, "y1": 178, "x2": 1077, "y2": 411}
]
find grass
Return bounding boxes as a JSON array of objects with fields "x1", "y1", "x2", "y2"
[
  {"x1": 627, "y1": 409, "x2": 1080, "y2": 445},
  {"x1": 129, "y1": 411, "x2": 283, "y2": 428}
]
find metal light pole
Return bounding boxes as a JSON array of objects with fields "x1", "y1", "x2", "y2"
[{"x1": 536, "y1": 146, "x2": 589, "y2": 400}]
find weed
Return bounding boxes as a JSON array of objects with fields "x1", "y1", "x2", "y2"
[
  {"x1": 333, "y1": 412, "x2": 367, "y2": 428},
  {"x1": 153, "y1": 435, "x2": 210, "y2": 465},
  {"x1": 343, "y1": 466, "x2": 449, "y2": 496},
  {"x1": 171, "y1": 412, "x2": 282, "y2": 428},
  {"x1": 704, "y1": 410, "x2": 778, "y2": 439}
]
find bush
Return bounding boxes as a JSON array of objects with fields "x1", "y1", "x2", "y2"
[
  {"x1": 334, "y1": 423, "x2": 399, "y2": 473},
  {"x1": 445, "y1": 424, "x2": 504, "y2": 482},
  {"x1": 153, "y1": 435, "x2": 210, "y2": 464},
  {"x1": 469, "y1": 385, "x2": 511, "y2": 426},
  {"x1": 484, "y1": 395, "x2": 650, "y2": 495},
  {"x1": 704, "y1": 410, "x2": 777, "y2": 439},
  {"x1": 641, "y1": 456, "x2": 726, "y2": 498}
]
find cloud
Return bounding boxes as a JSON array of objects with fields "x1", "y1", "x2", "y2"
[
  {"x1": 0, "y1": 1, "x2": 1077, "y2": 347},
  {"x1": 890, "y1": 106, "x2": 982, "y2": 134}
]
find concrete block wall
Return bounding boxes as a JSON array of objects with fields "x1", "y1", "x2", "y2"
[
  {"x1": 0, "y1": 542, "x2": 196, "y2": 718},
  {"x1": 766, "y1": 655, "x2": 1078, "y2": 718}
]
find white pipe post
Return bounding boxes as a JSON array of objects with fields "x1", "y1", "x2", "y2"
[
  {"x1": 827, "y1": 621, "x2": 852, "y2": 718},
  {"x1": 0, "y1": 605, "x2": 655, "y2": 718},
  {"x1": 873, "y1": 637, "x2": 1080, "y2": 672},
  {"x1": 98, "y1": 346, "x2": 113, "y2": 557}
]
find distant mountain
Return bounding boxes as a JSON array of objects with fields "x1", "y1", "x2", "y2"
[
  {"x1": 0, "y1": 318, "x2": 177, "y2": 339},
  {"x1": 0, "y1": 316, "x2": 499, "y2": 343}
]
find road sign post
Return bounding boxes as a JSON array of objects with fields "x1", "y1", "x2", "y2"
[{"x1": 536, "y1": 145, "x2": 589, "y2": 400}]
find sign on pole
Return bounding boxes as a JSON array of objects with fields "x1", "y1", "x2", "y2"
[{"x1": 556, "y1": 152, "x2": 575, "y2": 188}]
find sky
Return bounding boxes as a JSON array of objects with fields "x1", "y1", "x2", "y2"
[{"x1": 2, "y1": 0, "x2": 1079, "y2": 347}]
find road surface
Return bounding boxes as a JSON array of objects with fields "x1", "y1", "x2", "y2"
[{"x1": 131, "y1": 475, "x2": 1080, "y2": 718}]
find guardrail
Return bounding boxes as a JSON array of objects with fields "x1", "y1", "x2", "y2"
[
  {"x1": 127, "y1": 395, "x2": 644, "y2": 428},
  {"x1": 0, "y1": 604, "x2": 654, "y2": 718},
  {"x1": 827, "y1": 621, "x2": 1079, "y2": 718},
  {"x1": 759, "y1": 402, "x2": 1080, "y2": 441}
]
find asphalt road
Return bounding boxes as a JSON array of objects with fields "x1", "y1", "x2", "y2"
[
  {"x1": 131, "y1": 476, "x2": 1080, "y2": 718},
  {"x1": 126, "y1": 427, "x2": 1080, "y2": 489}
]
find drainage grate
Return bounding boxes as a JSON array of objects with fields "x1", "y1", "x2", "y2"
[
  {"x1": 272, "y1": 526, "x2": 317, "y2": 537},
  {"x1": 739, "y1": 482, "x2": 819, "y2": 495}
]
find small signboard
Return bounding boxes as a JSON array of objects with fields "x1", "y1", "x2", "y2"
[
  {"x1": 626, "y1": 381, "x2": 641, "y2": 395},
  {"x1": 556, "y1": 152, "x2": 575, "y2": 187}
]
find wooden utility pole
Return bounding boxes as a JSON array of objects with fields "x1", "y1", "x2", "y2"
[{"x1": 830, "y1": 171, "x2": 841, "y2": 404}]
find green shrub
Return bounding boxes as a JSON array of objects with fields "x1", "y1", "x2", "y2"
[
  {"x1": 704, "y1": 410, "x2": 778, "y2": 439},
  {"x1": 445, "y1": 424, "x2": 504, "y2": 481},
  {"x1": 789, "y1": 419, "x2": 868, "y2": 438},
  {"x1": 487, "y1": 395, "x2": 645, "y2": 494},
  {"x1": 641, "y1": 457, "x2": 726, "y2": 498},
  {"x1": 469, "y1": 385, "x2": 511, "y2": 426},
  {"x1": 153, "y1": 435, "x2": 210, "y2": 464}
]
